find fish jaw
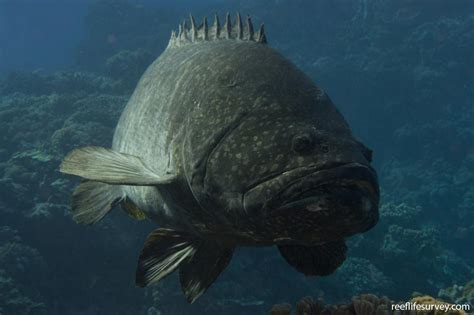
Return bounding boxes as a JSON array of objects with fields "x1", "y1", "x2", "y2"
[{"x1": 243, "y1": 162, "x2": 379, "y2": 245}]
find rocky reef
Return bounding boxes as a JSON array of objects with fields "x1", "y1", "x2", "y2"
[{"x1": 0, "y1": 0, "x2": 472, "y2": 314}]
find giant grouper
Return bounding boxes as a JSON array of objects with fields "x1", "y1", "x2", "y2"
[{"x1": 60, "y1": 13, "x2": 380, "y2": 303}]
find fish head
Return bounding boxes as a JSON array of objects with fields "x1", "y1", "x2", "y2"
[{"x1": 192, "y1": 89, "x2": 379, "y2": 244}]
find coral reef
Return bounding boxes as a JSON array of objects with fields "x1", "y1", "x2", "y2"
[
  {"x1": 0, "y1": 0, "x2": 472, "y2": 314},
  {"x1": 345, "y1": 200, "x2": 473, "y2": 299},
  {"x1": 75, "y1": 0, "x2": 172, "y2": 72},
  {"x1": 105, "y1": 49, "x2": 155, "y2": 91},
  {"x1": 0, "y1": 227, "x2": 46, "y2": 315},
  {"x1": 439, "y1": 279, "x2": 474, "y2": 310},
  {"x1": 0, "y1": 70, "x2": 122, "y2": 96},
  {"x1": 269, "y1": 293, "x2": 469, "y2": 315},
  {"x1": 334, "y1": 257, "x2": 393, "y2": 297},
  {"x1": 409, "y1": 295, "x2": 468, "y2": 315},
  {"x1": 0, "y1": 70, "x2": 128, "y2": 219},
  {"x1": 269, "y1": 303, "x2": 292, "y2": 315},
  {"x1": 0, "y1": 69, "x2": 148, "y2": 314},
  {"x1": 0, "y1": 270, "x2": 46, "y2": 315},
  {"x1": 268, "y1": 294, "x2": 392, "y2": 315}
]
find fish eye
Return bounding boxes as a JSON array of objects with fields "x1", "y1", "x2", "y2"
[{"x1": 292, "y1": 133, "x2": 314, "y2": 154}]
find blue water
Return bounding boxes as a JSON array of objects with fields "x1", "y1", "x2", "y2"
[{"x1": 0, "y1": 1, "x2": 473, "y2": 314}]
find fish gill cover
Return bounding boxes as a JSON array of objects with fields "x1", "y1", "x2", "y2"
[{"x1": 0, "y1": 0, "x2": 473, "y2": 314}]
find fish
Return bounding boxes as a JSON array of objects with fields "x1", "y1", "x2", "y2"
[{"x1": 60, "y1": 13, "x2": 380, "y2": 303}]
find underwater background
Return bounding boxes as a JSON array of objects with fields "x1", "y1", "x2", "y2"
[{"x1": 0, "y1": 0, "x2": 473, "y2": 314}]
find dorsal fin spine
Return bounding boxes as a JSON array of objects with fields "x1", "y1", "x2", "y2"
[
  {"x1": 246, "y1": 16, "x2": 254, "y2": 40},
  {"x1": 202, "y1": 17, "x2": 209, "y2": 40},
  {"x1": 236, "y1": 12, "x2": 243, "y2": 39},
  {"x1": 225, "y1": 13, "x2": 231, "y2": 39},
  {"x1": 168, "y1": 13, "x2": 267, "y2": 48},
  {"x1": 190, "y1": 15, "x2": 197, "y2": 42},
  {"x1": 257, "y1": 24, "x2": 266, "y2": 43},
  {"x1": 181, "y1": 20, "x2": 188, "y2": 41},
  {"x1": 213, "y1": 13, "x2": 221, "y2": 39}
]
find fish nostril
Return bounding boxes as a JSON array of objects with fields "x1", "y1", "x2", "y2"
[{"x1": 321, "y1": 143, "x2": 329, "y2": 153}]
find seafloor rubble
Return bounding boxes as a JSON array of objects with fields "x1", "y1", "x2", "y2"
[{"x1": 0, "y1": 0, "x2": 472, "y2": 314}]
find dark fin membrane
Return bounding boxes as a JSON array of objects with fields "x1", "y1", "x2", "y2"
[
  {"x1": 278, "y1": 240, "x2": 347, "y2": 276},
  {"x1": 167, "y1": 12, "x2": 267, "y2": 49},
  {"x1": 179, "y1": 242, "x2": 234, "y2": 303},
  {"x1": 136, "y1": 229, "x2": 197, "y2": 287},
  {"x1": 121, "y1": 198, "x2": 147, "y2": 220},
  {"x1": 71, "y1": 181, "x2": 124, "y2": 225}
]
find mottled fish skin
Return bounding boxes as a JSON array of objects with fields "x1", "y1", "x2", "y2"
[
  {"x1": 112, "y1": 15, "x2": 379, "y2": 246},
  {"x1": 58, "y1": 14, "x2": 380, "y2": 300}
]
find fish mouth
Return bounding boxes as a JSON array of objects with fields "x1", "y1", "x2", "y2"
[
  {"x1": 277, "y1": 180, "x2": 376, "y2": 212},
  {"x1": 274, "y1": 163, "x2": 379, "y2": 212},
  {"x1": 244, "y1": 162, "x2": 379, "y2": 212},
  {"x1": 243, "y1": 162, "x2": 379, "y2": 242}
]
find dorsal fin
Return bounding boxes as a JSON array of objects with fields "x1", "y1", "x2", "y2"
[
  {"x1": 235, "y1": 12, "x2": 243, "y2": 39},
  {"x1": 212, "y1": 13, "x2": 220, "y2": 39},
  {"x1": 246, "y1": 15, "x2": 254, "y2": 40},
  {"x1": 224, "y1": 12, "x2": 231, "y2": 39},
  {"x1": 189, "y1": 14, "x2": 197, "y2": 42},
  {"x1": 202, "y1": 17, "x2": 208, "y2": 40},
  {"x1": 167, "y1": 13, "x2": 267, "y2": 49},
  {"x1": 257, "y1": 24, "x2": 267, "y2": 44}
]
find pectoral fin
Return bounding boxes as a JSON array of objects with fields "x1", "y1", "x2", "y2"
[
  {"x1": 179, "y1": 242, "x2": 234, "y2": 303},
  {"x1": 278, "y1": 240, "x2": 347, "y2": 276},
  {"x1": 60, "y1": 146, "x2": 177, "y2": 185}
]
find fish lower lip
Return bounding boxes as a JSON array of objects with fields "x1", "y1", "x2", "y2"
[
  {"x1": 243, "y1": 162, "x2": 378, "y2": 214},
  {"x1": 277, "y1": 195, "x2": 332, "y2": 212},
  {"x1": 273, "y1": 163, "x2": 379, "y2": 210}
]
